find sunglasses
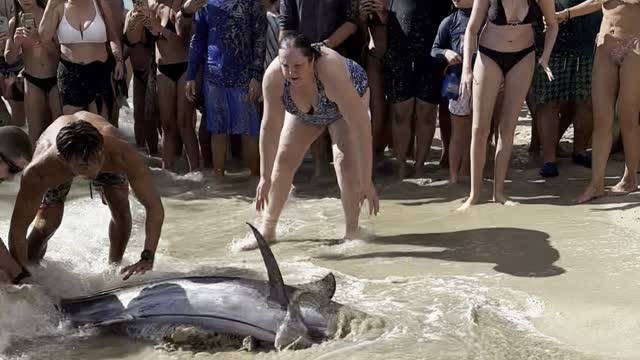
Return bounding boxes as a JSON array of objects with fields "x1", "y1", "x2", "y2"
[{"x1": 0, "y1": 151, "x2": 22, "y2": 175}]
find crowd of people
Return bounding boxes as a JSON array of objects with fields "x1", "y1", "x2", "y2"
[{"x1": 0, "y1": 0, "x2": 638, "y2": 286}]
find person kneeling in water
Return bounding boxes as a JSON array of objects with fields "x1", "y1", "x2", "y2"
[
  {"x1": 0, "y1": 126, "x2": 32, "y2": 284},
  {"x1": 247, "y1": 33, "x2": 379, "y2": 249},
  {"x1": 8, "y1": 112, "x2": 164, "y2": 280}
]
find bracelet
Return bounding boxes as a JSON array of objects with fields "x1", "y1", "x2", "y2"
[
  {"x1": 12, "y1": 266, "x2": 31, "y2": 285},
  {"x1": 567, "y1": 8, "x2": 571, "y2": 20}
]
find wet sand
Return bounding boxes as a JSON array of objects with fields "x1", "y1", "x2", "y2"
[{"x1": 0, "y1": 106, "x2": 639, "y2": 359}]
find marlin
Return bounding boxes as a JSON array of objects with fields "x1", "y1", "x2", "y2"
[{"x1": 59, "y1": 224, "x2": 355, "y2": 350}]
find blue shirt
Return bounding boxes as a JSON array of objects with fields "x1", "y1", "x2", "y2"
[
  {"x1": 431, "y1": 8, "x2": 472, "y2": 74},
  {"x1": 186, "y1": 0, "x2": 267, "y2": 87}
]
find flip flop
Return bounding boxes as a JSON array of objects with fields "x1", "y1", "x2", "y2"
[
  {"x1": 539, "y1": 162, "x2": 559, "y2": 178},
  {"x1": 572, "y1": 151, "x2": 592, "y2": 168}
]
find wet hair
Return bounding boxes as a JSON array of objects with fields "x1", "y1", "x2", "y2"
[
  {"x1": 0, "y1": 126, "x2": 32, "y2": 161},
  {"x1": 56, "y1": 121, "x2": 104, "y2": 162},
  {"x1": 278, "y1": 33, "x2": 322, "y2": 61},
  {"x1": 12, "y1": 0, "x2": 47, "y2": 37}
]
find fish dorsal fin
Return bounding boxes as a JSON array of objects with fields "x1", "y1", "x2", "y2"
[
  {"x1": 247, "y1": 223, "x2": 289, "y2": 307},
  {"x1": 296, "y1": 273, "x2": 336, "y2": 300}
]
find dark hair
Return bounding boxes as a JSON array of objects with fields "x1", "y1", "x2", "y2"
[
  {"x1": 56, "y1": 121, "x2": 104, "y2": 162},
  {"x1": 12, "y1": 0, "x2": 47, "y2": 37},
  {"x1": 0, "y1": 126, "x2": 33, "y2": 161},
  {"x1": 278, "y1": 33, "x2": 321, "y2": 61}
]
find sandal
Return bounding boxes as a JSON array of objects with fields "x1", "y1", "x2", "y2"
[
  {"x1": 539, "y1": 162, "x2": 559, "y2": 178},
  {"x1": 572, "y1": 150, "x2": 592, "y2": 168}
]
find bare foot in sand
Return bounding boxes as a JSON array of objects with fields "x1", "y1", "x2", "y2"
[
  {"x1": 575, "y1": 185, "x2": 605, "y2": 204},
  {"x1": 457, "y1": 196, "x2": 479, "y2": 211},
  {"x1": 236, "y1": 227, "x2": 277, "y2": 251},
  {"x1": 493, "y1": 193, "x2": 518, "y2": 206},
  {"x1": 610, "y1": 179, "x2": 638, "y2": 196}
]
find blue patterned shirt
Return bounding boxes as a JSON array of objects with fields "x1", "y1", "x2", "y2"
[{"x1": 186, "y1": 0, "x2": 267, "y2": 87}]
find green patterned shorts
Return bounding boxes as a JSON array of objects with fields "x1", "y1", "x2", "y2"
[
  {"x1": 41, "y1": 173, "x2": 128, "y2": 208},
  {"x1": 533, "y1": 54, "x2": 594, "y2": 105}
]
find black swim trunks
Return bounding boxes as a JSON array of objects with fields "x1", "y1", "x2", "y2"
[
  {"x1": 41, "y1": 173, "x2": 129, "y2": 208},
  {"x1": 384, "y1": 0, "x2": 450, "y2": 104}
]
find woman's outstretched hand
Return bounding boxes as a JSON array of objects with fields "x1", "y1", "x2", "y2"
[
  {"x1": 360, "y1": 182, "x2": 380, "y2": 216},
  {"x1": 255, "y1": 177, "x2": 271, "y2": 212}
]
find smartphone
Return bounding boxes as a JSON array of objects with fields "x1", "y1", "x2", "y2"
[
  {"x1": 21, "y1": 13, "x2": 36, "y2": 31},
  {"x1": 0, "y1": 16, "x2": 8, "y2": 34}
]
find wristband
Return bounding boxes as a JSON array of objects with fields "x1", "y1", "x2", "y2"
[
  {"x1": 180, "y1": 6, "x2": 193, "y2": 18},
  {"x1": 140, "y1": 249, "x2": 155, "y2": 262},
  {"x1": 567, "y1": 9, "x2": 571, "y2": 20},
  {"x1": 12, "y1": 266, "x2": 31, "y2": 285}
]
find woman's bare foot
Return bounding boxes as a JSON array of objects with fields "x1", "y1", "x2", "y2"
[
  {"x1": 610, "y1": 179, "x2": 638, "y2": 196},
  {"x1": 234, "y1": 227, "x2": 277, "y2": 251},
  {"x1": 457, "y1": 196, "x2": 479, "y2": 211},
  {"x1": 575, "y1": 185, "x2": 606, "y2": 204},
  {"x1": 493, "y1": 193, "x2": 518, "y2": 206}
]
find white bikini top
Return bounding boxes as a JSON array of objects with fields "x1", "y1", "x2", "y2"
[{"x1": 57, "y1": 0, "x2": 108, "y2": 44}]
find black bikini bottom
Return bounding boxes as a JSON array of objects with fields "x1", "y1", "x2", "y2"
[
  {"x1": 24, "y1": 72, "x2": 58, "y2": 93},
  {"x1": 157, "y1": 62, "x2": 188, "y2": 82},
  {"x1": 478, "y1": 45, "x2": 536, "y2": 75}
]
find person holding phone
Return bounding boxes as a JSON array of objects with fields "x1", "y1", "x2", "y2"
[
  {"x1": 4, "y1": 0, "x2": 61, "y2": 145},
  {"x1": 135, "y1": 0, "x2": 204, "y2": 173},
  {"x1": 38, "y1": 0, "x2": 123, "y2": 122},
  {"x1": 457, "y1": 0, "x2": 558, "y2": 210},
  {"x1": 123, "y1": 0, "x2": 159, "y2": 156},
  {"x1": 0, "y1": 0, "x2": 25, "y2": 127}
]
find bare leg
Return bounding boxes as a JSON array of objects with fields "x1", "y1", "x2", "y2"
[
  {"x1": 102, "y1": 186, "x2": 132, "y2": 263},
  {"x1": 177, "y1": 74, "x2": 200, "y2": 172},
  {"x1": 611, "y1": 52, "x2": 640, "y2": 195},
  {"x1": 157, "y1": 74, "x2": 179, "y2": 171},
  {"x1": 311, "y1": 133, "x2": 330, "y2": 178},
  {"x1": 368, "y1": 54, "x2": 387, "y2": 163},
  {"x1": 242, "y1": 135, "x2": 260, "y2": 176},
  {"x1": 458, "y1": 53, "x2": 503, "y2": 210},
  {"x1": 391, "y1": 98, "x2": 415, "y2": 178},
  {"x1": 493, "y1": 51, "x2": 535, "y2": 204},
  {"x1": 23, "y1": 80, "x2": 49, "y2": 145},
  {"x1": 536, "y1": 102, "x2": 561, "y2": 163},
  {"x1": 47, "y1": 87, "x2": 62, "y2": 124},
  {"x1": 27, "y1": 207, "x2": 64, "y2": 261},
  {"x1": 211, "y1": 134, "x2": 228, "y2": 177},
  {"x1": 327, "y1": 118, "x2": 362, "y2": 239},
  {"x1": 199, "y1": 119, "x2": 213, "y2": 168},
  {"x1": 133, "y1": 75, "x2": 147, "y2": 148},
  {"x1": 572, "y1": 100, "x2": 593, "y2": 153},
  {"x1": 449, "y1": 114, "x2": 471, "y2": 184},
  {"x1": 414, "y1": 99, "x2": 438, "y2": 177},
  {"x1": 576, "y1": 46, "x2": 619, "y2": 203},
  {"x1": 248, "y1": 114, "x2": 324, "y2": 248},
  {"x1": 439, "y1": 101, "x2": 452, "y2": 167}
]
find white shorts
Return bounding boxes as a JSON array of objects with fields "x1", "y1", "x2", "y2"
[{"x1": 448, "y1": 90, "x2": 472, "y2": 117}]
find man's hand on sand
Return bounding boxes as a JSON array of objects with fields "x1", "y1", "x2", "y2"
[{"x1": 120, "y1": 260, "x2": 153, "y2": 280}]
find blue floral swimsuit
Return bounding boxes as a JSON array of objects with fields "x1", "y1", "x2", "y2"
[{"x1": 282, "y1": 59, "x2": 369, "y2": 126}]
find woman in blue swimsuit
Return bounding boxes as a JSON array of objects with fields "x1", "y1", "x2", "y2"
[{"x1": 244, "y1": 33, "x2": 379, "y2": 249}]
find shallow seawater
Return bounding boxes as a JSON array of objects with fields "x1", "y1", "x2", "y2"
[{"x1": 1, "y1": 111, "x2": 639, "y2": 360}]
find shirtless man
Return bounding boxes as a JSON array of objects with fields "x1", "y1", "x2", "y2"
[
  {"x1": 8, "y1": 111, "x2": 165, "y2": 281},
  {"x1": 0, "y1": 126, "x2": 32, "y2": 284}
]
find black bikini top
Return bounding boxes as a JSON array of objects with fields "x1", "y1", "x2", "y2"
[{"x1": 488, "y1": 0, "x2": 536, "y2": 25}]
